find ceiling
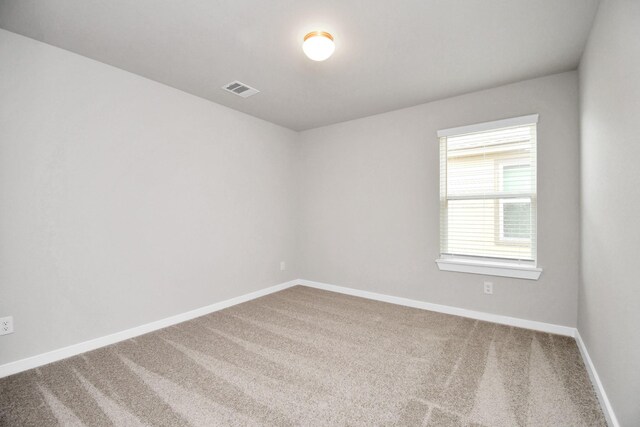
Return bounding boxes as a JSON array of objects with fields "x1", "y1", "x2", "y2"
[{"x1": 0, "y1": 0, "x2": 600, "y2": 131}]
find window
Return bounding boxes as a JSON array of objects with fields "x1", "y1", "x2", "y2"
[{"x1": 435, "y1": 115, "x2": 542, "y2": 280}]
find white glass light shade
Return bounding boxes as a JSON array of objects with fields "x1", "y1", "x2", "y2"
[{"x1": 302, "y1": 31, "x2": 335, "y2": 61}]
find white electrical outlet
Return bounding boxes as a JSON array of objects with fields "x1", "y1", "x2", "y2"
[
  {"x1": 0, "y1": 316, "x2": 13, "y2": 335},
  {"x1": 280, "y1": 261, "x2": 286, "y2": 271},
  {"x1": 483, "y1": 282, "x2": 493, "y2": 295}
]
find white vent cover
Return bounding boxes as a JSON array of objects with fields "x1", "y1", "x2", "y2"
[{"x1": 221, "y1": 81, "x2": 260, "y2": 98}]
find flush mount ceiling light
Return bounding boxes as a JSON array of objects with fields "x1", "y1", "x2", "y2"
[{"x1": 302, "y1": 31, "x2": 335, "y2": 61}]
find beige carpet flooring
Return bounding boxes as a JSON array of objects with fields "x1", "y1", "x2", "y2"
[{"x1": 0, "y1": 286, "x2": 606, "y2": 426}]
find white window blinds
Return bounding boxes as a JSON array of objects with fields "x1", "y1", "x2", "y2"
[{"x1": 438, "y1": 115, "x2": 538, "y2": 263}]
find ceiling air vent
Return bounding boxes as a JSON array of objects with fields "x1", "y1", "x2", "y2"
[{"x1": 221, "y1": 81, "x2": 260, "y2": 98}]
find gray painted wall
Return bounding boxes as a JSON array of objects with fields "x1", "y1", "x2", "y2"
[
  {"x1": 0, "y1": 30, "x2": 298, "y2": 365},
  {"x1": 298, "y1": 72, "x2": 581, "y2": 327},
  {"x1": 579, "y1": 0, "x2": 640, "y2": 425}
]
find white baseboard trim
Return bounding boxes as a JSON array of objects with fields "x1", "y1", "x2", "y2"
[
  {"x1": 575, "y1": 331, "x2": 619, "y2": 427},
  {"x1": 0, "y1": 280, "x2": 298, "y2": 379},
  {"x1": 297, "y1": 279, "x2": 576, "y2": 337}
]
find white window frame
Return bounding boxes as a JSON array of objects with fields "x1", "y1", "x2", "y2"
[{"x1": 435, "y1": 114, "x2": 542, "y2": 280}]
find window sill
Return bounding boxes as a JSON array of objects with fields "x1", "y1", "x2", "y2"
[{"x1": 435, "y1": 258, "x2": 542, "y2": 280}]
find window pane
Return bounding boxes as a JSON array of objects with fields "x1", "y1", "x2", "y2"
[
  {"x1": 503, "y1": 201, "x2": 531, "y2": 239},
  {"x1": 445, "y1": 198, "x2": 533, "y2": 260},
  {"x1": 503, "y1": 164, "x2": 531, "y2": 193}
]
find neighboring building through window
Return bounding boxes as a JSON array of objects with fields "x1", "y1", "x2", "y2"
[
  {"x1": 499, "y1": 163, "x2": 532, "y2": 242},
  {"x1": 436, "y1": 115, "x2": 541, "y2": 280}
]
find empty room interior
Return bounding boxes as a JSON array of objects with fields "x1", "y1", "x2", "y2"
[{"x1": 0, "y1": 1, "x2": 638, "y2": 426}]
